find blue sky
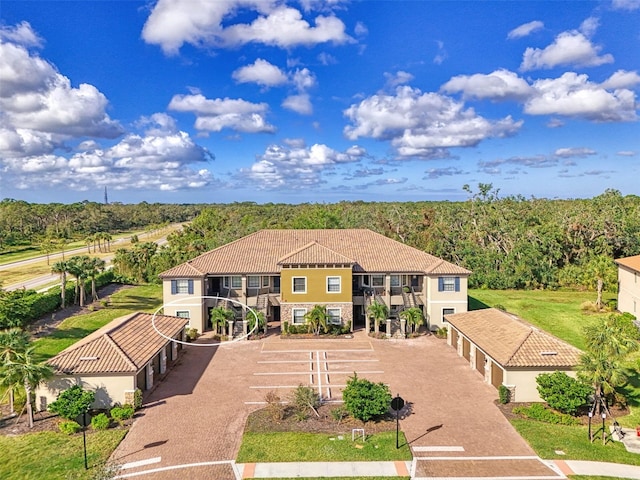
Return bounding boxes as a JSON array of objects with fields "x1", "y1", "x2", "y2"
[{"x1": 1, "y1": 0, "x2": 638, "y2": 204}]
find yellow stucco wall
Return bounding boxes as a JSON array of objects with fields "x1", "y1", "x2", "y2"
[
  {"x1": 280, "y1": 267, "x2": 352, "y2": 303},
  {"x1": 36, "y1": 374, "x2": 136, "y2": 411}
]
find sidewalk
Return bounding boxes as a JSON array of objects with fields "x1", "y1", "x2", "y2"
[
  {"x1": 236, "y1": 459, "x2": 640, "y2": 479},
  {"x1": 560, "y1": 460, "x2": 640, "y2": 479}
]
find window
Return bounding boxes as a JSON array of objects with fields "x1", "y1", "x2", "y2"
[
  {"x1": 292, "y1": 308, "x2": 307, "y2": 324},
  {"x1": 390, "y1": 275, "x2": 401, "y2": 287},
  {"x1": 292, "y1": 277, "x2": 306, "y2": 293},
  {"x1": 171, "y1": 279, "x2": 194, "y2": 295},
  {"x1": 176, "y1": 311, "x2": 190, "y2": 319},
  {"x1": 438, "y1": 277, "x2": 460, "y2": 292},
  {"x1": 248, "y1": 276, "x2": 260, "y2": 288},
  {"x1": 327, "y1": 308, "x2": 341, "y2": 325},
  {"x1": 232, "y1": 276, "x2": 242, "y2": 288},
  {"x1": 262, "y1": 276, "x2": 270, "y2": 287},
  {"x1": 327, "y1": 276, "x2": 341, "y2": 293},
  {"x1": 372, "y1": 275, "x2": 384, "y2": 287},
  {"x1": 442, "y1": 308, "x2": 455, "y2": 323}
]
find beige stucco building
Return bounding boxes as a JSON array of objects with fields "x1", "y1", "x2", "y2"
[
  {"x1": 36, "y1": 312, "x2": 188, "y2": 410},
  {"x1": 160, "y1": 229, "x2": 471, "y2": 336},
  {"x1": 445, "y1": 308, "x2": 582, "y2": 402},
  {"x1": 616, "y1": 254, "x2": 640, "y2": 317}
]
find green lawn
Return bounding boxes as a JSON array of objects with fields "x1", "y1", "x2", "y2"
[
  {"x1": 468, "y1": 289, "x2": 617, "y2": 351},
  {"x1": 236, "y1": 431, "x2": 412, "y2": 463},
  {"x1": 0, "y1": 429, "x2": 127, "y2": 480},
  {"x1": 33, "y1": 284, "x2": 163, "y2": 361},
  {"x1": 510, "y1": 419, "x2": 640, "y2": 466}
]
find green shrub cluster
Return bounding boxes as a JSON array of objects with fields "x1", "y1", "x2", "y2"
[
  {"x1": 48, "y1": 385, "x2": 95, "y2": 421},
  {"x1": 91, "y1": 413, "x2": 110, "y2": 430},
  {"x1": 110, "y1": 404, "x2": 135, "y2": 426},
  {"x1": 498, "y1": 385, "x2": 511, "y2": 404},
  {"x1": 512, "y1": 403, "x2": 580, "y2": 426},
  {"x1": 342, "y1": 373, "x2": 392, "y2": 422},
  {"x1": 58, "y1": 420, "x2": 82, "y2": 435},
  {"x1": 536, "y1": 371, "x2": 591, "y2": 415}
]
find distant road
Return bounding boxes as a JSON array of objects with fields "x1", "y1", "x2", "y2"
[{"x1": 2, "y1": 224, "x2": 182, "y2": 292}]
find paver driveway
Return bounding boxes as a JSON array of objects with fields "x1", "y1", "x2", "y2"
[{"x1": 111, "y1": 331, "x2": 560, "y2": 479}]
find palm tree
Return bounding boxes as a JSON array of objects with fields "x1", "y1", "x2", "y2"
[
  {"x1": 578, "y1": 350, "x2": 626, "y2": 412},
  {"x1": 84, "y1": 234, "x2": 94, "y2": 254},
  {"x1": 248, "y1": 311, "x2": 266, "y2": 336},
  {"x1": 304, "y1": 305, "x2": 328, "y2": 335},
  {"x1": 209, "y1": 307, "x2": 235, "y2": 335},
  {"x1": 85, "y1": 257, "x2": 106, "y2": 302},
  {"x1": 0, "y1": 328, "x2": 29, "y2": 414},
  {"x1": 51, "y1": 260, "x2": 69, "y2": 308},
  {"x1": 0, "y1": 346, "x2": 53, "y2": 428},
  {"x1": 66, "y1": 256, "x2": 89, "y2": 307},
  {"x1": 367, "y1": 301, "x2": 388, "y2": 335},
  {"x1": 102, "y1": 232, "x2": 113, "y2": 252},
  {"x1": 400, "y1": 307, "x2": 424, "y2": 334},
  {"x1": 584, "y1": 255, "x2": 616, "y2": 310}
]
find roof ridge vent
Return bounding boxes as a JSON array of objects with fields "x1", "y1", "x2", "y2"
[{"x1": 540, "y1": 351, "x2": 558, "y2": 356}]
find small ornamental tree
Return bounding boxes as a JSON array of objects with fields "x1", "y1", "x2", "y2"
[
  {"x1": 342, "y1": 373, "x2": 392, "y2": 422},
  {"x1": 49, "y1": 385, "x2": 95, "y2": 420},
  {"x1": 536, "y1": 371, "x2": 591, "y2": 415}
]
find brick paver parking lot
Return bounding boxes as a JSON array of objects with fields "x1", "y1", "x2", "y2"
[{"x1": 111, "y1": 331, "x2": 561, "y2": 479}]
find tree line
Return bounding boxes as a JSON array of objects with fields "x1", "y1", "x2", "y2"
[
  {"x1": 0, "y1": 199, "x2": 203, "y2": 251},
  {"x1": 142, "y1": 186, "x2": 639, "y2": 292}
]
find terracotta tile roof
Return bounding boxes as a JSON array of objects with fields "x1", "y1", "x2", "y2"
[
  {"x1": 616, "y1": 254, "x2": 640, "y2": 273},
  {"x1": 445, "y1": 308, "x2": 581, "y2": 368},
  {"x1": 46, "y1": 312, "x2": 188, "y2": 375},
  {"x1": 278, "y1": 241, "x2": 355, "y2": 266},
  {"x1": 160, "y1": 229, "x2": 471, "y2": 277}
]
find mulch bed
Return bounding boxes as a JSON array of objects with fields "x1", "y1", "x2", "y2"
[
  {"x1": 245, "y1": 403, "x2": 396, "y2": 435},
  {"x1": 495, "y1": 401, "x2": 630, "y2": 425}
]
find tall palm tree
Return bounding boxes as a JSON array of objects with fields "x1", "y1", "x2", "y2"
[
  {"x1": 86, "y1": 257, "x2": 106, "y2": 302},
  {"x1": 0, "y1": 328, "x2": 29, "y2": 414},
  {"x1": 66, "y1": 256, "x2": 89, "y2": 307},
  {"x1": 51, "y1": 260, "x2": 69, "y2": 308},
  {"x1": 367, "y1": 301, "x2": 388, "y2": 335},
  {"x1": 584, "y1": 255, "x2": 616, "y2": 310},
  {"x1": 102, "y1": 232, "x2": 113, "y2": 252},
  {"x1": 0, "y1": 346, "x2": 53, "y2": 428},
  {"x1": 304, "y1": 305, "x2": 328, "y2": 335}
]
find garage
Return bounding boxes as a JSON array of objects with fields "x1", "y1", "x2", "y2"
[
  {"x1": 36, "y1": 312, "x2": 188, "y2": 410},
  {"x1": 491, "y1": 361, "x2": 504, "y2": 389},
  {"x1": 445, "y1": 308, "x2": 582, "y2": 402},
  {"x1": 475, "y1": 349, "x2": 486, "y2": 374},
  {"x1": 462, "y1": 337, "x2": 470, "y2": 361}
]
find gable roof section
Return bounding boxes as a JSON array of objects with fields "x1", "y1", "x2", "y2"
[
  {"x1": 278, "y1": 241, "x2": 355, "y2": 266},
  {"x1": 160, "y1": 229, "x2": 471, "y2": 276},
  {"x1": 46, "y1": 312, "x2": 188, "y2": 375},
  {"x1": 445, "y1": 308, "x2": 581, "y2": 368},
  {"x1": 616, "y1": 254, "x2": 640, "y2": 273}
]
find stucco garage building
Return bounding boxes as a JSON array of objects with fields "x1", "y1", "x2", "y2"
[
  {"x1": 36, "y1": 312, "x2": 188, "y2": 410},
  {"x1": 445, "y1": 308, "x2": 582, "y2": 402}
]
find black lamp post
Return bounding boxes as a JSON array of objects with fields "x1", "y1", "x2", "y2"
[{"x1": 82, "y1": 411, "x2": 88, "y2": 469}]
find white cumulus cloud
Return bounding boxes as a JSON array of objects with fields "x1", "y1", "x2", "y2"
[
  {"x1": 142, "y1": 0, "x2": 353, "y2": 55},
  {"x1": 168, "y1": 93, "x2": 276, "y2": 133},
  {"x1": 232, "y1": 58, "x2": 289, "y2": 87},
  {"x1": 343, "y1": 86, "x2": 522, "y2": 158},
  {"x1": 441, "y1": 69, "x2": 534, "y2": 101},
  {"x1": 520, "y1": 26, "x2": 613, "y2": 71}
]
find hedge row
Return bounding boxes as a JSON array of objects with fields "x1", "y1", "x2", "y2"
[{"x1": 0, "y1": 270, "x2": 115, "y2": 329}]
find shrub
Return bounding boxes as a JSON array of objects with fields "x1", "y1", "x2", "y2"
[
  {"x1": 49, "y1": 385, "x2": 95, "y2": 420},
  {"x1": 330, "y1": 406, "x2": 347, "y2": 423},
  {"x1": 342, "y1": 373, "x2": 392, "y2": 422},
  {"x1": 435, "y1": 327, "x2": 448, "y2": 339},
  {"x1": 512, "y1": 403, "x2": 579, "y2": 426},
  {"x1": 264, "y1": 391, "x2": 285, "y2": 421},
  {"x1": 498, "y1": 385, "x2": 511, "y2": 404},
  {"x1": 186, "y1": 328, "x2": 198, "y2": 341},
  {"x1": 59, "y1": 420, "x2": 81, "y2": 435},
  {"x1": 536, "y1": 371, "x2": 591, "y2": 415},
  {"x1": 91, "y1": 413, "x2": 110, "y2": 430},
  {"x1": 133, "y1": 388, "x2": 143, "y2": 410},
  {"x1": 111, "y1": 404, "x2": 135, "y2": 426},
  {"x1": 291, "y1": 384, "x2": 320, "y2": 417},
  {"x1": 494, "y1": 304, "x2": 506, "y2": 311},
  {"x1": 282, "y1": 321, "x2": 289, "y2": 334},
  {"x1": 580, "y1": 301, "x2": 599, "y2": 313}
]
